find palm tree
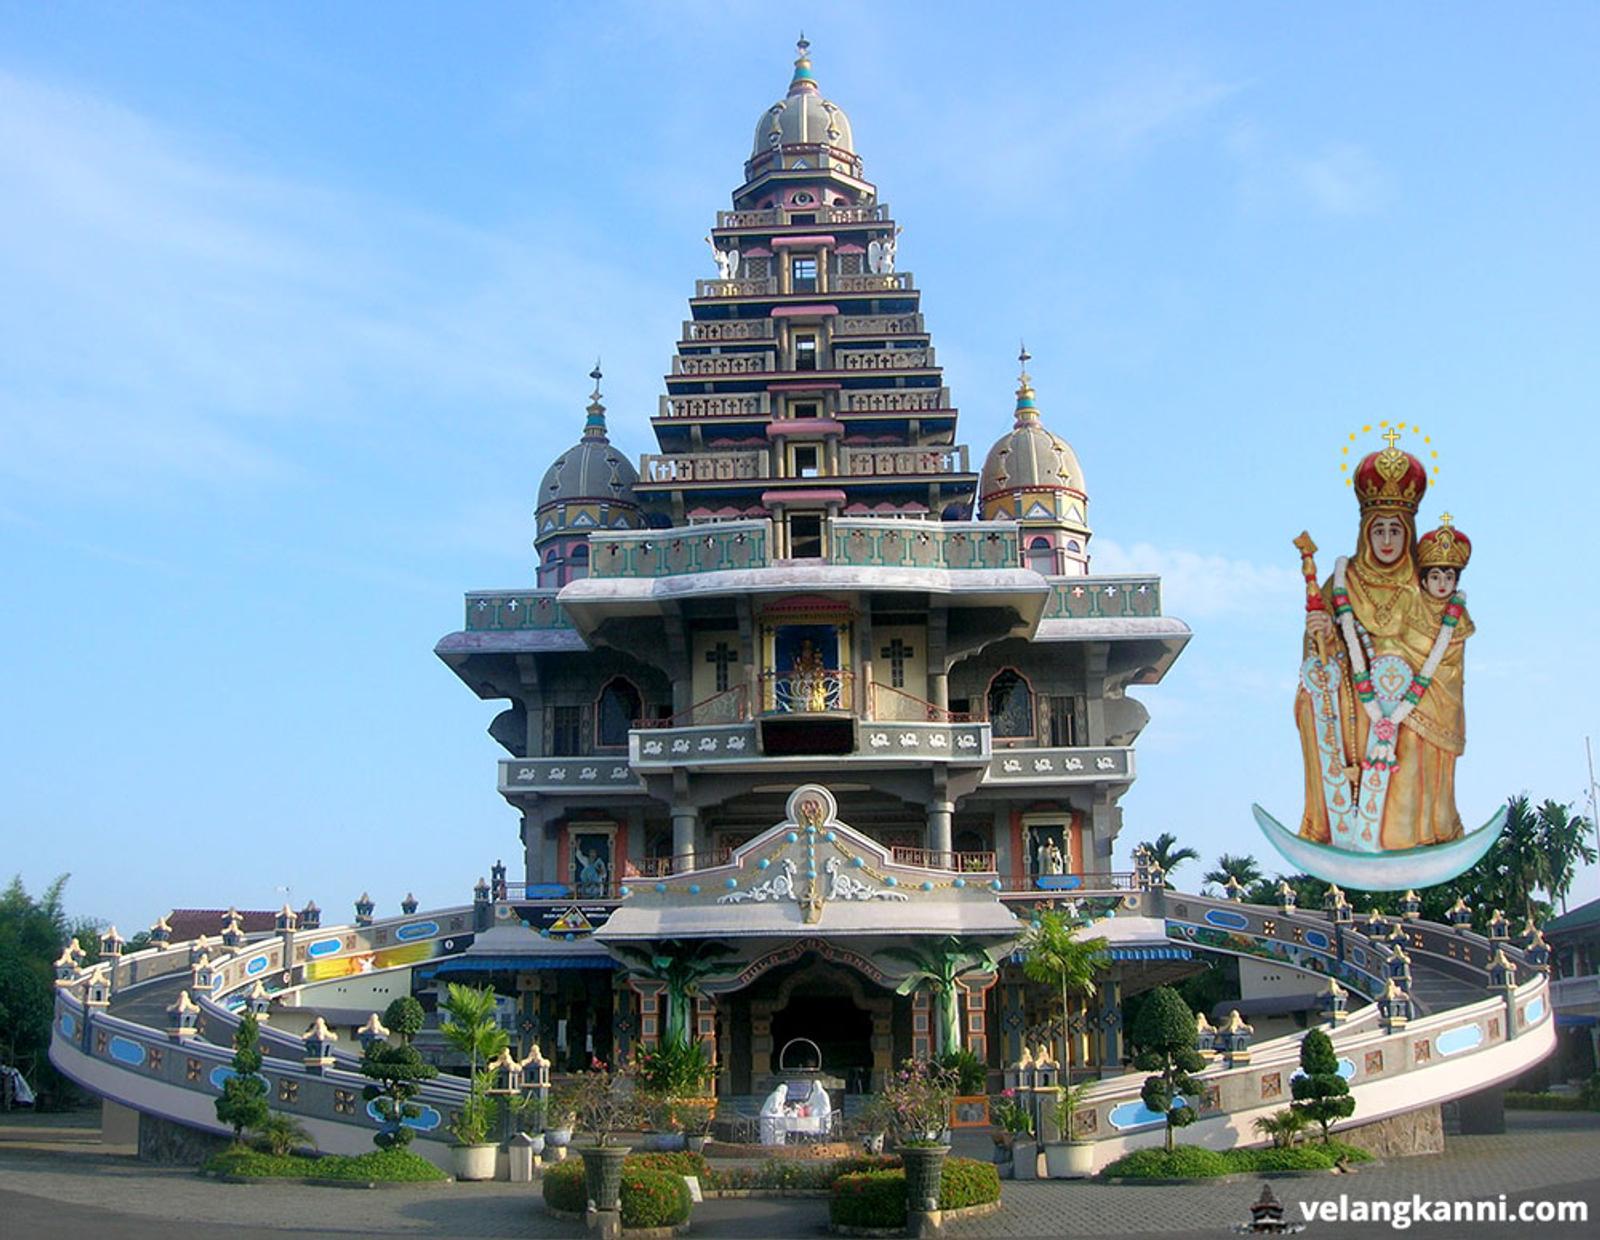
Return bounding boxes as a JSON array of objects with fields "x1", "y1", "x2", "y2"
[
  {"x1": 609, "y1": 939, "x2": 739, "y2": 1049},
  {"x1": 1019, "y1": 910, "x2": 1110, "y2": 1079},
  {"x1": 1535, "y1": 799, "x2": 1597, "y2": 914},
  {"x1": 1203, "y1": 853, "x2": 1263, "y2": 891},
  {"x1": 1497, "y1": 796, "x2": 1547, "y2": 923},
  {"x1": 439, "y1": 982, "x2": 509, "y2": 1080},
  {"x1": 1140, "y1": 832, "x2": 1200, "y2": 886},
  {"x1": 880, "y1": 936, "x2": 1001, "y2": 1055}
]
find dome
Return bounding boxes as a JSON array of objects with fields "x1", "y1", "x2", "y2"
[
  {"x1": 979, "y1": 367, "x2": 1087, "y2": 504},
  {"x1": 534, "y1": 368, "x2": 640, "y2": 544},
  {"x1": 747, "y1": 40, "x2": 858, "y2": 174}
]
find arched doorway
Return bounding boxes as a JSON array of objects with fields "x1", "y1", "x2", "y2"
[{"x1": 729, "y1": 955, "x2": 894, "y2": 1095}]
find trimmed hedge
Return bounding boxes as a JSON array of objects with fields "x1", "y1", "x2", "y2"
[
  {"x1": 620, "y1": 1167, "x2": 693, "y2": 1229},
  {"x1": 1103, "y1": 1142, "x2": 1374, "y2": 1179},
  {"x1": 828, "y1": 1157, "x2": 1000, "y2": 1228},
  {"x1": 202, "y1": 1145, "x2": 445, "y2": 1182},
  {"x1": 543, "y1": 1158, "x2": 588, "y2": 1212},
  {"x1": 706, "y1": 1153, "x2": 899, "y2": 1192},
  {"x1": 626, "y1": 1150, "x2": 713, "y2": 1180},
  {"x1": 1506, "y1": 1091, "x2": 1598, "y2": 1112}
]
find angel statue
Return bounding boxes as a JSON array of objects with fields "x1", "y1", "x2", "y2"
[
  {"x1": 866, "y1": 227, "x2": 901, "y2": 275},
  {"x1": 705, "y1": 236, "x2": 740, "y2": 281},
  {"x1": 1254, "y1": 430, "x2": 1501, "y2": 890}
]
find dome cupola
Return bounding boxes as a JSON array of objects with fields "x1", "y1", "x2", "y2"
[
  {"x1": 744, "y1": 38, "x2": 862, "y2": 184},
  {"x1": 535, "y1": 364, "x2": 641, "y2": 585},
  {"x1": 978, "y1": 347, "x2": 1091, "y2": 575}
]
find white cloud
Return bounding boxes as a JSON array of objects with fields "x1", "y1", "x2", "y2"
[
  {"x1": 1227, "y1": 122, "x2": 1390, "y2": 218},
  {"x1": 1296, "y1": 142, "x2": 1388, "y2": 217},
  {"x1": 1092, "y1": 537, "x2": 1303, "y2": 620}
]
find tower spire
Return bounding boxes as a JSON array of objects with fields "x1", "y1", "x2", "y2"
[
  {"x1": 1014, "y1": 342, "x2": 1040, "y2": 427},
  {"x1": 789, "y1": 33, "x2": 818, "y2": 95},
  {"x1": 583, "y1": 359, "x2": 608, "y2": 442}
]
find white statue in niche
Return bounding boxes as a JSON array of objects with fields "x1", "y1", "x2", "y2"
[
  {"x1": 866, "y1": 227, "x2": 902, "y2": 274},
  {"x1": 705, "y1": 236, "x2": 740, "y2": 280}
]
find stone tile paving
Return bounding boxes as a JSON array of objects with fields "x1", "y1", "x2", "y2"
[{"x1": 0, "y1": 1112, "x2": 1594, "y2": 1239}]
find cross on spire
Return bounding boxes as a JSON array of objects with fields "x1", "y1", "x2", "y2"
[
  {"x1": 1438, "y1": 512, "x2": 1454, "y2": 528},
  {"x1": 1382, "y1": 426, "x2": 1402, "y2": 450},
  {"x1": 583, "y1": 358, "x2": 608, "y2": 441}
]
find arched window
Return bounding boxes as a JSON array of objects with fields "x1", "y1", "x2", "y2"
[
  {"x1": 569, "y1": 543, "x2": 590, "y2": 581},
  {"x1": 539, "y1": 547, "x2": 561, "y2": 587},
  {"x1": 595, "y1": 677, "x2": 642, "y2": 748},
  {"x1": 1066, "y1": 539, "x2": 1082, "y2": 553},
  {"x1": 986, "y1": 668, "x2": 1034, "y2": 739},
  {"x1": 1026, "y1": 536, "x2": 1055, "y2": 575}
]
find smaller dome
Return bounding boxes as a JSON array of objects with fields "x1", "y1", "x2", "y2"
[
  {"x1": 979, "y1": 358, "x2": 1087, "y2": 503},
  {"x1": 535, "y1": 366, "x2": 640, "y2": 543},
  {"x1": 747, "y1": 40, "x2": 858, "y2": 174}
]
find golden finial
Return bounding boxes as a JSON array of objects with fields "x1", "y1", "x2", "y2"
[
  {"x1": 1381, "y1": 426, "x2": 1402, "y2": 450},
  {"x1": 1439, "y1": 512, "x2": 1453, "y2": 528}
]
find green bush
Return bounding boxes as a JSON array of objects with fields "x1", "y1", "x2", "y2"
[
  {"x1": 831, "y1": 1169, "x2": 908, "y2": 1229},
  {"x1": 620, "y1": 1167, "x2": 693, "y2": 1229},
  {"x1": 1506, "y1": 1090, "x2": 1595, "y2": 1112},
  {"x1": 204, "y1": 1147, "x2": 316, "y2": 1178},
  {"x1": 200, "y1": 1146, "x2": 445, "y2": 1182},
  {"x1": 542, "y1": 1158, "x2": 588, "y2": 1212},
  {"x1": 936, "y1": 1048, "x2": 988, "y2": 1096},
  {"x1": 1100, "y1": 1145, "x2": 1232, "y2": 1179},
  {"x1": 829, "y1": 1157, "x2": 999, "y2": 1227},
  {"x1": 626, "y1": 1150, "x2": 712, "y2": 1180}
]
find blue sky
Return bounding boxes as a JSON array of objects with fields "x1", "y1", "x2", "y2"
[{"x1": 3, "y1": 2, "x2": 1598, "y2": 930}]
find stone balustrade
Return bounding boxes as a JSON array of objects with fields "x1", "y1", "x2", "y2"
[
  {"x1": 835, "y1": 346, "x2": 933, "y2": 371},
  {"x1": 672, "y1": 352, "x2": 776, "y2": 376},
  {"x1": 684, "y1": 318, "x2": 775, "y2": 342},
  {"x1": 657, "y1": 392, "x2": 772, "y2": 420},
  {"x1": 832, "y1": 313, "x2": 925, "y2": 337},
  {"x1": 831, "y1": 272, "x2": 914, "y2": 293},
  {"x1": 714, "y1": 203, "x2": 891, "y2": 229},
  {"x1": 830, "y1": 518, "x2": 1019, "y2": 569},
  {"x1": 589, "y1": 519, "x2": 772, "y2": 577},
  {"x1": 464, "y1": 589, "x2": 571, "y2": 632},
  {"x1": 840, "y1": 445, "x2": 968, "y2": 477},
  {"x1": 841, "y1": 387, "x2": 951, "y2": 413},
  {"x1": 1044, "y1": 576, "x2": 1164, "y2": 620},
  {"x1": 694, "y1": 276, "x2": 780, "y2": 299},
  {"x1": 637, "y1": 450, "x2": 768, "y2": 485}
]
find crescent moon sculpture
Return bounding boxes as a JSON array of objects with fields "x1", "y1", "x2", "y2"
[{"x1": 1253, "y1": 803, "x2": 1506, "y2": 892}]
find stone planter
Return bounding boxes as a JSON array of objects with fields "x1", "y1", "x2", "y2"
[
  {"x1": 686, "y1": 1135, "x2": 708, "y2": 1153},
  {"x1": 897, "y1": 1143, "x2": 950, "y2": 1213},
  {"x1": 547, "y1": 1126, "x2": 573, "y2": 1148},
  {"x1": 578, "y1": 1144, "x2": 632, "y2": 1212},
  {"x1": 450, "y1": 1142, "x2": 498, "y2": 1182},
  {"x1": 1044, "y1": 1141, "x2": 1095, "y2": 1179},
  {"x1": 1011, "y1": 1138, "x2": 1039, "y2": 1180},
  {"x1": 527, "y1": 1132, "x2": 546, "y2": 1157}
]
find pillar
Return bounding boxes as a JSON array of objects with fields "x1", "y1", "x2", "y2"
[
  {"x1": 927, "y1": 801, "x2": 954, "y2": 858},
  {"x1": 929, "y1": 670, "x2": 949, "y2": 712},
  {"x1": 672, "y1": 807, "x2": 698, "y2": 871},
  {"x1": 999, "y1": 975, "x2": 1026, "y2": 1066},
  {"x1": 613, "y1": 976, "x2": 637, "y2": 1062},
  {"x1": 1095, "y1": 978, "x2": 1123, "y2": 1075}
]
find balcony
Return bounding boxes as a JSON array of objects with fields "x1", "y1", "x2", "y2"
[
  {"x1": 980, "y1": 746, "x2": 1136, "y2": 786},
  {"x1": 589, "y1": 520, "x2": 771, "y2": 578},
  {"x1": 1045, "y1": 577, "x2": 1164, "y2": 620},
  {"x1": 832, "y1": 313, "x2": 925, "y2": 338},
  {"x1": 684, "y1": 319, "x2": 776, "y2": 343},
  {"x1": 834, "y1": 346, "x2": 934, "y2": 371},
  {"x1": 840, "y1": 445, "x2": 969, "y2": 478},
  {"x1": 498, "y1": 757, "x2": 643, "y2": 795},
  {"x1": 1552, "y1": 973, "x2": 1600, "y2": 1012},
  {"x1": 830, "y1": 519, "x2": 1019, "y2": 571},
  {"x1": 714, "y1": 204, "x2": 892, "y2": 230},
  {"x1": 464, "y1": 589, "x2": 572, "y2": 632},
  {"x1": 657, "y1": 392, "x2": 772, "y2": 420},
  {"x1": 889, "y1": 847, "x2": 997, "y2": 873},
  {"x1": 628, "y1": 714, "x2": 991, "y2": 769},
  {"x1": 672, "y1": 352, "x2": 777, "y2": 377},
  {"x1": 841, "y1": 387, "x2": 951, "y2": 414},
  {"x1": 694, "y1": 276, "x2": 780, "y2": 299},
  {"x1": 831, "y1": 272, "x2": 914, "y2": 293},
  {"x1": 759, "y1": 667, "x2": 853, "y2": 714},
  {"x1": 637, "y1": 451, "x2": 768, "y2": 486}
]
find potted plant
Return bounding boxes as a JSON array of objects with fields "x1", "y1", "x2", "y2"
[
  {"x1": 448, "y1": 1071, "x2": 500, "y2": 1181},
  {"x1": 511, "y1": 1092, "x2": 548, "y2": 1157},
  {"x1": 854, "y1": 1095, "x2": 895, "y2": 1156},
  {"x1": 546, "y1": 1084, "x2": 577, "y2": 1155},
  {"x1": 673, "y1": 1097, "x2": 716, "y2": 1153},
  {"x1": 883, "y1": 1058, "x2": 957, "y2": 1212},
  {"x1": 645, "y1": 1094, "x2": 686, "y2": 1151},
  {"x1": 572, "y1": 1060, "x2": 640, "y2": 1214},
  {"x1": 989, "y1": 1089, "x2": 1033, "y2": 1153},
  {"x1": 1044, "y1": 1081, "x2": 1095, "y2": 1178}
]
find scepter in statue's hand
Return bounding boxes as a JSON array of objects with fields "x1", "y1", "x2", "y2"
[{"x1": 1294, "y1": 531, "x2": 1335, "y2": 660}]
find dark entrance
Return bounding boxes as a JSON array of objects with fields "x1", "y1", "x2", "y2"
[{"x1": 770, "y1": 994, "x2": 873, "y2": 1091}]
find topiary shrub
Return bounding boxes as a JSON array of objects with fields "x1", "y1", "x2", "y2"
[
  {"x1": 619, "y1": 1167, "x2": 693, "y2": 1229},
  {"x1": 831, "y1": 1169, "x2": 908, "y2": 1229},
  {"x1": 542, "y1": 1157, "x2": 588, "y2": 1212},
  {"x1": 937, "y1": 1156, "x2": 1000, "y2": 1209},
  {"x1": 1291, "y1": 1028, "x2": 1355, "y2": 1141}
]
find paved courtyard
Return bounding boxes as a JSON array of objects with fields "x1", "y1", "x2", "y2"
[{"x1": 1, "y1": 1109, "x2": 1596, "y2": 1239}]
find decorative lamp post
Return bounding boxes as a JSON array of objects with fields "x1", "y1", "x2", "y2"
[
  {"x1": 167, "y1": 990, "x2": 201, "y2": 1041},
  {"x1": 1384, "y1": 921, "x2": 1408, "y2": 946},
  {"x1": 1446, "y1": 898, "x2": 1472, "y2": 930},
  {"x1": 1195, "y1": 1011, "x2": 1218, "y2": 1059},
  {"x1": 1378, "y1": 979, "x2": 1413, "y2": 1031},
  {"x1": 354, "y1": 893, "x2": 376, "y2": 927},
  {"x1": 1400, "y1": 890, "x2": 1423, "y2": 920},
  {"x1": 1146, "y1": 860, "x2": 1166, "y2": 891},
  {"x1": 1216, "y1": 1009, "x2": 1254, "y2": 1066},
  {"x1": 1525, "y1": 930, "x2": 1551, "y2": 972},
  {"x1": 54, "y1": 942, "x2": 85, "y2": 981},
  {"x1": 357, "y1": 1012, "x2": 390, "y2": 1053},
  {"x1": 1276, "y1": 880, "x2": 1297, "y2": 914},
  {"x1": 82, "y1": 971, "x2": 111, "y2": 1009},
  {"x1": 1223, "y1": 875, "x2": 1246, "y2": 903},
  {"x1": 401, "y1": 893, "x2": 419, "y2": 916},
  {"x1": 299, "y1": 900, "x2": 322, "y2": 930},
  {"x1": 1363, "y1": 909, "x2": 1388, "y2": 938},
  {"x1": 149, "y1": 916, "x2": 173, "y2": 947},
  {"x1": 1487, "y1": 909, "x2": 1510, "y2": 942},
  {"x1": 246, "y1": 980, "x2": 272, "y2": 1020},
  {"x1": 189, "y1": 935, "x2": 214, "y2": 966},
  {"x1": 100, "y1": 925, "x2": 125, "y2": 961},
  {"x1": 1318, "y1": 977, "x2": 1349, "y2": 1025},
  {"x1": 1488, "y1": 948, "x2": 1517, "y2": 993},
  {"x1": 221, "y1": 906, "x2": 241, "y2": 929},
  {"x1": 191, "y1": 953, "x2": 218, "y2": 996},
  {"x1": 473, "y1": 878, "x2": 492, "y2": 931},
  {"x1": 275, "y1": 904, "x2": 297, "y2": 933},
  {"x1": 1324, "y1": 885, "x2": 1352, "y2": 925},
  {"x1": 492, "y1": 859, "x2": 508, "y2": 900},
  {"x1": 220, "y1": 914, "x2": 246, "y2": 949},
  {"x1": 1132, "y1": 845, "x2": 1151, "y2": 890},
  {"x1": 1517, "y1": 916, "x2": 1539, "y2": 947},
  {"x1": 1385, "y1": 946, "x2": 1412, "y2": 987},
  {"x1": 488, "y1": 1046, "x2": 522, "y2": 1144},
  {"x1": 303, "y1": 1017, "x2": 339, "y2": 1074}
]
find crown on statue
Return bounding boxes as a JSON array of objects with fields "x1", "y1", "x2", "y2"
[
  {"x1": 1353, "y1": 431, "x2": 1428, "y2": 513},
  {"x1": 1417, "y1": 517, "x2": 1471, "y2": 571}
]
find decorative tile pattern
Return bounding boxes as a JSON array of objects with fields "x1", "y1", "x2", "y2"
[
  {"x1": 278, "y1": 1078, "x2": 299, "y2": 1103},
  {"x1": 147, "y1": 1048, "x2": 164, "y2": 1073},
  {"x1": 1414, "y1": 1039, "x2": 1432, "y2": 1064},
  {"x1": 186, "y1": 1058, "x2": 202, "y2": 1083},
  {"x1": 1261, "y1": 1072, "x2": 1282, "y2": 1100},
  {"x1": 333, "y1": 1089, "x2": 357, "y2": 1115},
  {"x1": 1365, "y1": 1050, "x2": 1384, "y2": 1075}
]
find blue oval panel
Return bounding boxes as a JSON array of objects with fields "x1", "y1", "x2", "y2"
[
  {"x1": 524, "y1": 883, "x2": 571, "y2": 900},
  {"x1": 61, "y1": 1012, "x2": 76, "y2": 1038},
  {"x1": 1291, "y1": 1060, "x2": 1356, "y2": 1085},
  {"x1": 210, "y1": 1066, "x2": 237, "y2": 1090},
  {"x1": 108, "y1": 1036, "x2": 146, "y2": 1067},
  {"x1": 366, "y1": 1099, "x2": 442, "y2": 1131},
  {"x1": 1036, "y1": 875, "x2": 1083, "y2": 891},
  {"x1": 1203, "y1": 908, "x2": 1249, "y2": 931},
  {"x1": 394, "y1": 921, "x2": 438, "y2": 943},
  {"x1": 246, "y1": 955, "x2": 268, "y2": 976},
  {"x1": 1526, "y1": 996, "x2": 1546, "y2": 1024},
  {"x1": 306, "y1": 938, "x2": 343, "y2": 959},
  {"x1": 1107, "y1": 1095, "x2": 1189, "y2": 1130},
  {"x1": 1350, "y1": 947, "x2": 1366, "y2": 967},
  {"x1": 1304, "y1": 929, "x2": 1330, "y2": 950},
  {"x1": 1437, "y1": 1023, "x2": 1484, "y2": 1056}
]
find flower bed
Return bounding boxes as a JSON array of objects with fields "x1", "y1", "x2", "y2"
[
  {"x1": 828, "y1": 1157, "x2": 1000, "y2": 1229},
  {"x1": 543, "y1": 1154, "x2": 696, "y2": 1226},
  {"x1": 707, "y1": 1154, "x2": 900, "y2": 1193},
  {"x1": 1099, "y1": 1142, "x2": 1374, "y2": 1181}
]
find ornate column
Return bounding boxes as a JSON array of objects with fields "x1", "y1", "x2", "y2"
[
  {"x1": 1094, "y1": 977, "x2": 1123, "y2": 1074},
  {"x1": 926, "y1": 800, "x2": 954, "y2": 857},
  {"x1": 998, "y1": 970, "x2": 1026, "y2": 1066},
  {"x1": 612, "y1": 975, "x2": 638, "y2": 1061},
  {"x1": 671, "y1": 806, "x2": 699, "y2": 871}
]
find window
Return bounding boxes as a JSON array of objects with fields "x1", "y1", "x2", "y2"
[
  {"x1": 788, "y1": 512, "x2": 824, "y2": 559},
  {"x1": 548, "y1": 705, "x2": 584, "y2": 756},
  {"x1": 595, "y1": 678, "x2": 642, "y2": 748},
  {"x1": 789, "y1": 444, "x2": 821, "y2": 478},
  {"x1": 986, "y1": 668, "x2": 1034, "y2": 739},
  {"x1": 791, "y1": 401, "x2": 820, "y2": 419},
  {"x1": 539, "y1": 548, "x2": 561, "y2": 587},
  {"x1": 791, "y1": 256, "x2": 818, "y2": 294},
  {"x1": 1046, "y1": 695, "x2": 1078, "y2": 747},
  {"x1": 568, "y1": 544, "x2": 589, "y2": 580},
  {"x1": 794, "y1": 333, "x2": 818, "y2": 371},
  {"x1": 1026, "y1": 536, "x2": 1055, "y2": 575}
]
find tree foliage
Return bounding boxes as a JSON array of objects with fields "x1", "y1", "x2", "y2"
[
  {"x1": 439, "y1": 983, "x2": 507, "y2": 1079},
  {"x1": 1129, "y1": 986, "x2": 1204, "y2": 1153},
  {"x1": 215, "y1": 1014, "x2": 269, "y2": 1139},
  {"x1": 1019, "y1": 911, "x2": 1108, "y2": 1076},
  {"x1": 1290, "y1": 1028, "x2": 1354, "y2": 1142},
  {"x1": 608, "y1": 939, "x2": 739, "y2": 1049},
  {"x1": 1203, "y1": 853, "x2": 1263, "y2": 891},
  {"x1": 359, "y1": 1036, "x2": 438, "y2": 1150},
  {"x1": 383, "y1": 996, "x2": 425, "y2": 1045},
  {"x1": 1140, "y1": 832, "x2": 1200, "y2": 884},
  {"x1": 0, "y1": 874, "x2": 88, "y2": 1106}
]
